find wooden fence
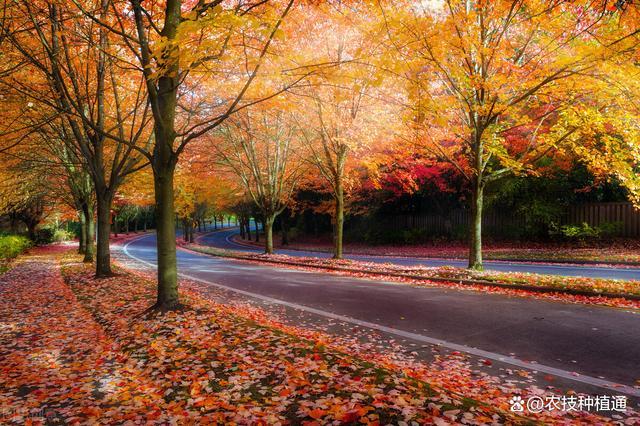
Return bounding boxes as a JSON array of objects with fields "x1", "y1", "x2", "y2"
[
  {"x1": 383, "y1": 202, "x2": 640, "y2": 238},
  {"x1": 566, "y1": 202, "x2": 640, "y2": 237}
]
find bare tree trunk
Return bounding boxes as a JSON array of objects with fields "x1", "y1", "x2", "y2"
[
  {"x1": 84, "y1": 207, "x2": 95, "y2": 263},
  {"x1": 183, "y1": 219, "x2": 188, "y2": 242},
  {"x1": 78, "y1": 210, "x2": 87, "y2": 254},
  {"x1": 264, "y1": 215, "x2": 275, "y2": 254},
  {"x1": 26, "y1": 223, "x2": 36, "y2": 241},
  {"x1": 82, "y1": 203, "x2": 95, "y2": 263},
  {"x1": 255, "y1": 219, "x2": 260, "y2": 243},
  {"x1": 333, "y1": 180, "x2": 344, "y2": 259},
  {"x1": 468, "y1": 178, "x2": 484, "y2": 270},
  {"x1": 95, "y1": 194, "x2": 113, "y2": 277},
  {"x1": 153, "y1": 165, "x2": 179, "y2": 310},
  {"x1": 468, "y1": 130, "x2": 484, "y2": 270}
]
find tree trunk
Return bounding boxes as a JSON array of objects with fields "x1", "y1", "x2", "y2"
[
  {"x1": 188, "y1": 220, "x2": 194, "y2": 243},
  {"x1": 78, "y1": 210, "x2": 87, "y2": 254},
  {"x1": 95, "y1": 195, "x2": 113, "y2": 277},
  {"x1": 246, "y1": 219, "x2": 252, "y2": 240},
  {"x1": 468, "y1": 178, "x2": 484, "y2": 270},
  {"x1": 153, "y1": 165, "x2": 179, "y2": 310},
  {"x1": 264, "y1": 214, "x2": 275, "y2": 254},
  {"x1": 240, "y1": 219, "x2": 246, "y2": 238},
  {"x1": 333, "y1": 181, "x2": 344, "y2": 259},
  {"x1": 213, "y1": 216, "x2": 217, "y2": 230},
  {"x1": 466, "y1": 124, "x2": 486, "y2": 271},
  {"x1": 82, "y1": 203, "x2": 95, "y2": 263},
  {"x1": 254, "y1": 219, "x2": 260, "y2": 243},
  {"x1": 183, "y1": 219, "x2": 188, "y2": 242},
  {"x1": 125, "y1": 217, "x2": 129, "y2": 234},
  {"x1": 84, "y1": 208, "x2": 95, "y2": 263},
  {"x1": 26, "y1": 223, "x2": 37, "y2": 241}
]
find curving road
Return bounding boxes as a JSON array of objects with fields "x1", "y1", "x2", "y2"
[
  {"x1": 199, "y1": 228, "x2": 640, "y2": 281},
  {"x1": 121, "y1": 231, "x2": 640, "y2": 399}
]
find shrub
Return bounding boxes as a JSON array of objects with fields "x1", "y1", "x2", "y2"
[
  {"x1": 33, "y1": 227, "x2": 74, "y2": 245},
  {"x1": 561, "y1": 223, "x2": 600, "y2": 240},
  {"x1": 34, "y1": 228, "x2": 55, "y2": 245},
  {"x1": 549, "y1": 221, "x2": 623, "y2": 244},
  {"x1": 52, "y1": 228, "x2": 74, "y2": 243},
  {"x1": 598, "y1": 221, "x2": 624, "y2": 237},
  {"x1": 0, "y1": 235, "x2": 32, "y2": 260},
  {"x1": 401, "y1": 228, "x2": 429, "y2": 244}
]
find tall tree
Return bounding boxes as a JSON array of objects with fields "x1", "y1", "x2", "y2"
[
  {"x1": 290, "y1": 2, "x2": 392, "y2": 259},
  {"x1": 6, "y1": 1, "x2": 150, "y2": 276},
  {"x1": 119, "y1": 0, "x2": 297, "y2": 309},
  {"x1": 216, "y1": 107, "x2": 304, "y2": 254},
  {"x1": 379, "y1": 0, "x2": 640, "y2": 269}
]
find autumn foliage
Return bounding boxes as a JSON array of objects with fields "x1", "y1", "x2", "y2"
[{"x1": 0, "y1": 0, "x2": 639, "y2": 300}]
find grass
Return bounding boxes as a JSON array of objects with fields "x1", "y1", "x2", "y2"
[{"x1": 0, "y1": 234, "x2": 31, "y2": 274}]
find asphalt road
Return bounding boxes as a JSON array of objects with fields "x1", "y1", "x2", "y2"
[
  {"x1": 122, "y1": 232, "x2": 640, "y2": 398},
  {"x1": 199, "y1": 228, "x2": 640, "y2": 281}
]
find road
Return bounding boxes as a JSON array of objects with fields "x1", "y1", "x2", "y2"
[
  {"x1": 121, "y1": 231, "x2": 640, "y2": 399},
  {"x1": 199, "y1": 228, "x2": 640, "y2": 281}
]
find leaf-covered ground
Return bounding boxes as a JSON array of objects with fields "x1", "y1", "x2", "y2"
[
  {"x1": 187, "y1": 244, "x2": 640, "y2": 310},
  {"x1": 231, "y1": 234, "x2": 640, "y2": 265},
  {"x1": 2, "y1": 246, "x2": 638, "y2": 424},
  {"x1": 0, "y1": 247, "x2": 505, "y2": 424}
]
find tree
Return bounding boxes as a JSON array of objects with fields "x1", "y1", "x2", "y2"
[
  {"x1": 215, "y1": 107, "x2": 305, "y2": 254},
  {"x1": 378, "y1": 0, "x2": 640, "y2": 269},
  {"x1": 44, "y1": 128, "x2": 96, "y2": 261},
  {"x1": 289, "y1": 2, "x2": 394, "y2": 259},
  {"x1": 6, "y1": 1, "x2": 150, "y2": 276},
  {"x1": 0, "y1": 155, "x2": 52, "y2": 240},
  {"x1": 117, "y1": 0, "x2": 297, "y2": 309}
]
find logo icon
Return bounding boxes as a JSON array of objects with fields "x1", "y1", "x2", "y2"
[{"x1": 509, "y1": 396, "x2": 524, "y2": 412}]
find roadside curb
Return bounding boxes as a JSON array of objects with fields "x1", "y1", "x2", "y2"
[{"x1": 185, "y1": 244, "x2": 640, "y2": 302}]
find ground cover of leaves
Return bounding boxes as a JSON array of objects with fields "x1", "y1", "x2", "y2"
[
  {"x1": 187, "y1": 244, "x2": 640, "y2": 310},
  {"x1": 0, "y1": 246, "x2": 511, "y2": 424},
  {"x1": 3, "y1": 246, "x2": 638, "y2": 424}
]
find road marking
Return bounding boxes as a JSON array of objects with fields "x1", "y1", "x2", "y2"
[{"x1": 122, "y1": 235, "x2": 640, "y2": 398}]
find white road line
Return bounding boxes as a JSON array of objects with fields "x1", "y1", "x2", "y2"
[{"x1": 122, "y1": 235, "x2": 640, "y2": 398}]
